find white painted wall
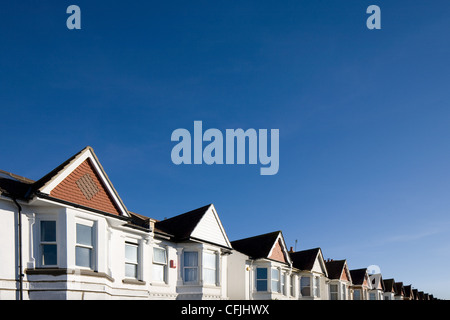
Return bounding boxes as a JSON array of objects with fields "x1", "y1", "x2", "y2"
[{"x1": 0, "y1": 197, "x2": 232, "y2": 300}]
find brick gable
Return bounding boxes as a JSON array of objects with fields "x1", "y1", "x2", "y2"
[
  {"x1": 341, "y1": 268, "x2": 349, "y2": 281},
  {"x1": 50, "y1": 159, "x2": 121, "y2": 216},
  {"x1": 268, "y1": 239, "x2": 287, "y2": 263}
]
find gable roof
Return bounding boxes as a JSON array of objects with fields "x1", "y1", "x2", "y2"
[
  {"x1": 394, "y1": 282, "x2": 405, "y2": 296},
  {"x1": 231, "y1": 231, "x2": 291, "y2": 265},
  {"x1": 290, "y1": 248, "x2": 328, "y2": 276},
  {"x1": 403, "y1": 285, "x2": 414, "y2": 299},
  {"x1": 325, "y1": 259, "x2": 351, "y2": 282},
  {"x1": 350, "y1": 269, "x2": 369, "y2": 287},
  {"x1": 369, "y1": 273, "x2": 385, "y2": 291},
  {"x1": 383, "y1": 278, "x2": 397, "y2": 294},
  {"x1": 412, "y1": 288, "x2": 419, "y2": 300},
  {"x1": 0, "y1": 147, "x2": 130, "y2": 218},
  {"x1": 155, "y1": 204, "x2": 232, "y2": 248}
]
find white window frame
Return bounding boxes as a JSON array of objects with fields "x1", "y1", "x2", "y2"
[
  {"x1": 300, "y1": 275, "x2": 311, "y2": 297},
  {"x1": 354, "y1": 289, "x2": 362, "y2": 300},
  {"x1": 75, "y1": 220, "x2": 96, "y2": 270},
  {"x1": 281, "y1": 272, "x2": 286, "y2": 295},
  {"x1": 341, "y1": 283, "x2": 347, "y2": 300},
  {"x1": 38, "y1": 219, "x2": 58, "y2": 267},
  {"x1": 202, "y1": 251, "x2": 218, "y2": 286},
  {"x1": 271, "y1": 268, "x2": 280, "y2": 293},
  {"x1": 183, "y1": 251, "x2": 199, "y2": 284},
  {"x1": 125, "y1": 241, "x2": 140, "y2": 279},
  {"x1": 330, "y1": 283, "x2": 339, "y2": 300},
  {"x1": 255, "y1": 267, "x2": 268, "y2": 292},
  {"x1": 152, "y1": 246, "x2": 167, "y2": 283},
  {"x1": 314, "y1": 276, "x2": 321, "y2": 298},
  {"x1": 290, "y1": 274, "x2": 295, "y2": 297}
]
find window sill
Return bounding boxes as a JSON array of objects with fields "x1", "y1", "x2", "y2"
[
  {"x1": 122, "y1": 278, "x2": 146, "y2": 285},
  {"x1": 25, "y1": 268, "x2": 115, "y2": 282},
  {"x1": 150, "y1": 282, "x2": 170, "y2": 287}
]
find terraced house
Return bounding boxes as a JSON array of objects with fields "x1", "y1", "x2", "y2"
[{"x1": 0, "y1": 147, "x2": 440, "y2": 300}]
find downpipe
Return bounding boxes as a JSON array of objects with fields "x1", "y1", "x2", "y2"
[{"x1": 12, "y1": 197, "x2": 23, "y2": 300}]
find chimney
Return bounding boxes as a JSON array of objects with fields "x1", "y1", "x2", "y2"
[{"x1": 289, "y1": 247, "x2": 294, "y2": 253}]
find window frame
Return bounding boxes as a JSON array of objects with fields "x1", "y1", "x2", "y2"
[
  {"x1": 314, "y1": 276, "x2": 321, "y2": 298},
  {"x1": 125, "y1": 241, "x2": 140, "y2": 279},
  {"x1": 183, "y1": 251, "x2": 199, "y2": 284},
  {"x1": 290, "y1": 274, "x2": 295, "y2": 297},
  {"x1": 255, "y1": 267, "x2": 268, "y2": 292},
  {"x1": 202, "y1": 251, "x2": 218, "y2": 286},
  {"x1": 354, "y1": 289, "x2": 362, "y2": 300},
  {"x1": 330, "y1": 283, "x2": 339, "y2": 300},
  {"x1": 271, "y1": 268, "x2": 280, "y2": 293},
  {"x1": 75, "y1": 221, "x2": 96, "y2": 270},
  {"x1": 152, "y1": 246, "x2": 167, "y2": 283},
  {"x1": 300, "y1": 275, "x2": 311, "y2": 297},
  {"x1": 39, "y1": 220, "x2": 58, "y2": 267},
  {"x1": 341, "y1": 283, "x2": 347, "y2": 300}
]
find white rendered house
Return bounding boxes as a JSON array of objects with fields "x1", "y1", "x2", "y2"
[
  {"x1": 289, "y1": 248, "x2": 329, "y2": 300},
  {"x1": 324, "y1": 259, "x2": 353, "y2": 300},
  {"x1": 0, "y1": 146, "x2": 232, "y2": 300},
  {"x1": 228, "y1": 231, "x2": 297, "y2": 300}
]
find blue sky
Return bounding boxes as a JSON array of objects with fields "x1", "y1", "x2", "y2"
[{"x1": 1, "y1": 1, "x2": 450, "y2": 299}]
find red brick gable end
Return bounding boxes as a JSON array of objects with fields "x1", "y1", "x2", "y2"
[
  {"x1": 50, "y1": 159, "x2": 121, "y2": 216},
  {"x1": 268, "y1": 239, "x2": 287, "y2": 263}
]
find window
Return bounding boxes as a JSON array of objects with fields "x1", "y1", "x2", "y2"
[
  {"x1": 271, "y1": 268, "x2": 280, "y2": 293},
  {"x1": 330, "y1": 284, "x2": 338, "y2": 300},
  {"x1": 300, "y1": 276, "x2": 311, "y2": 296},
  {"x1": 281, "y1": 272, "x2": 286, "y2": 295},
  {"x1": 290, "y1": 275, "x2": 295, "y2": 297},
  {"x1": 354, "y1": 289, "x2": 361, "y2": 300},
  {"x1": 256, "y1": 268, "x2": 268, "y2": 292},
  {"x1": 40, "y1": 221, "x2": 57, "y2": 266},
  {"x1": 125, "y1": 242, "x2": 139, "y2": 279},
  {"x1": 153, "y1": 247, "x2": 167, "y2": 282},
  {"x1": 183, "y1": 251, "x2": 198, "y2": 282},
  {"x1": 369, "y1": 292, "x2": 376, "y2": 300},
  {"x1": 76, "y1": 223, "x2": 94, "y2": 269},
  {"x1": 341, "y1": 283, "x2": 346, "y2": 300},
  {"x1": 314, "y1": 277, "x2": 320, "y2": 297},
  {"x1": 203, "y1": 252, "x2": 218, "y2": 285}
]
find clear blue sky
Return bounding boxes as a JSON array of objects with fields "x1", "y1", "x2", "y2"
[{"x1": 1, "y1": 1, "x2": 449, "y2": 299}]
